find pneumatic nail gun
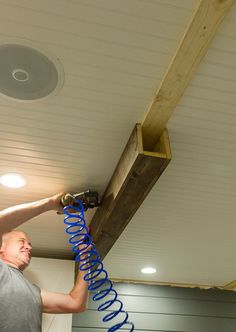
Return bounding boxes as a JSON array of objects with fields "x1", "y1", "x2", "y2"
[{"x1": 59, "y1": 190, "x2": 100, "y2": 212}]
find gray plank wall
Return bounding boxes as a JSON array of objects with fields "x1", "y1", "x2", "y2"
[{"x1": 72, "y1": 282, "x2": 236, "y2": 332}]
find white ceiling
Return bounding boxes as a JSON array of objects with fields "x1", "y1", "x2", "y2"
[{"x1": 0, "y1": 0, "x2": 235, "y2": 288}]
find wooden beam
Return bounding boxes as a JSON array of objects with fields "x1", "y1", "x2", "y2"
[
  {"x1": 111, "y1": 278, "x2": 214, "y2": 290},
  {"x1": 88, "y1": 0, "x2": 234, "y2": 263},
  {"x1": 142, "y1": 0, "x2": 235, "y2": 150},
  {"x1": 90, "y1": 124, "x2": 171, "y2": 260},
  {"x1": 222, "y1": 280, "x2": 236, "y2": 290}
]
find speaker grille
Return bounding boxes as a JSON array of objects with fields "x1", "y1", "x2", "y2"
[{"x1": 0, "y1": 44, "x2": 62, "y2": 100}]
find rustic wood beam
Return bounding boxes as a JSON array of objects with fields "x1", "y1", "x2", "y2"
[
  {"x1": 90, "y1": 124, "x2": 171, "y2": 260},
  {"x1": 142, "y1": 0, "x2": 235, "y2": 150},
  {"x1": 88, "y1": 0, "x2": 234, "y2": 263}
]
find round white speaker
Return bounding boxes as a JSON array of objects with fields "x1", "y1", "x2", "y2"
[{"x1": 0, "y1": 43, "x2": 64, "y2": 101}]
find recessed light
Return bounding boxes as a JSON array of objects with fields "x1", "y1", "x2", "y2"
[
  {"x1": 0, "y1": 173, "x2": 26, "y2": 188},
  {"x1": 141, "y1": 267, "x2": 157, "y2": 274}
]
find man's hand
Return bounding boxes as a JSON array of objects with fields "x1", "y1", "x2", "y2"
[{"x1": 48, "y1": 192, "x2": 64, "y2": 213}]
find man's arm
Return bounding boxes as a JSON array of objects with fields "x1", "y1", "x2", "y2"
[
  {"x1": 41, "y1": 263, "x2": 89, "y2": 313},
  {"x1": 0, "y1": 193, "x2": 63, "y2": 246}
]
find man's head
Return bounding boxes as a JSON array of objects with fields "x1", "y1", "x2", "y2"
[{"x1": 0, "y1": 230, "x2": 32, "y2": 271}]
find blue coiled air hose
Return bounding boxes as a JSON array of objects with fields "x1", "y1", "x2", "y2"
[{"x1": 63, "y1": 199, "x2": 135, "y2": 332}]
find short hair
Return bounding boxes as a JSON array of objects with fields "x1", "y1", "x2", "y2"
[{"x1": 1, "y1": 229, "x2": 29, "y2": 243}]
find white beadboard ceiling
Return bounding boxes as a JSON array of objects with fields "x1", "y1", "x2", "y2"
[{"x1": 0, "y1": 0, "x2": 235, "y2": 288}]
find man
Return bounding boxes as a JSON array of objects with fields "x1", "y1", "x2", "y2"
[{"x1": 0, "y1": 193, "x2": 89, "y2": 332}]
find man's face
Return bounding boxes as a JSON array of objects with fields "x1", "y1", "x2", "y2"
[{"x1": 0, "y1": 231, "x2": 32, "y2": 271}]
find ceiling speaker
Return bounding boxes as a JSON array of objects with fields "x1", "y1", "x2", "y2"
[{"x1": 0, "y1": 44, "x2": 64, "y2": 101}]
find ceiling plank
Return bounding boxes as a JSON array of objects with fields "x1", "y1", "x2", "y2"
[
  {"x1": 142, "y1": 0, "x2": 235, "y2": 151},
  {"x1": 90, "y1": 125, "x2": 171, "y2": 260}
]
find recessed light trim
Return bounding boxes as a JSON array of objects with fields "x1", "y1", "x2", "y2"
[
  {"x1": 141, "y1": 267, "x2": 157, "y2": 274},
  {"x1": 0, "y1": 173, "x2": 26, "y2": 188}
]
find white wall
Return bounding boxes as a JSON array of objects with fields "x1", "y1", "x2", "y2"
[{"x1": 24, "y1": 257, "x2": 75, "y2": 332}]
